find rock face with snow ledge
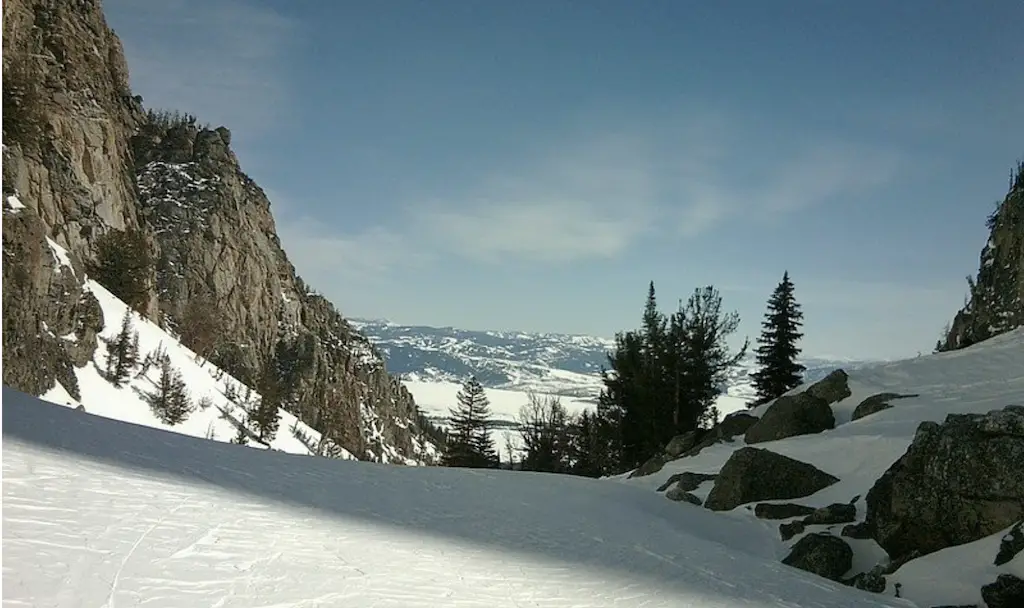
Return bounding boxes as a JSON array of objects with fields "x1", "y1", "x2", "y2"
[
  {"x1": 2, "y1": 0, "x2": 437, "y2": 463},
  {"x1": 863, "y1": 405, "x2": 1024, "y2": 565}
]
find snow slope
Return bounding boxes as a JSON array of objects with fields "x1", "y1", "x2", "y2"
[
  {"x1": 617, "y1": 328, "x2": 1024, "y2": 607},
  {"x1": 2, "y1": 388, "x2": 906, "y2": 608},
  {"x1": 32, "y1": 265, "x2": 376, "y2": 460}
]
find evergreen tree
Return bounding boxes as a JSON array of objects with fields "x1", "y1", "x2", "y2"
[
  {"x1": 252, "y1": 363, "x2": 282, "y2": 444},
  {"x1": 104, "y1": 309, "x2": 140, "y2": 387},
  {"x1": 442, "y1": 376, "x2": 498, "y2": 468},
  {"x1": 674, "y1": 286, "x2": 748, "y2": 430},
  {"x1": 518, "y1": 392, "x2": 572, "y2": 473},
  {"x1": 89, "y1": 229, "x2": 153, "y2": 314},
  {"x1": 231, "y1": 417, "x2": 250, "y2": 445},
  {"x1": 146, "y1": 356, "x2": 193, "y2": 425},
  {"x1": 749, "y1": 272, "x2": 806, "y2": 406}
]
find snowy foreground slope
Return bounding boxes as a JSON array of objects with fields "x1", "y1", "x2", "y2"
[
  {"x1": 616, "y1": 328, "x2": 1024, "y2": 607},
  {"x1": 3, "y1": 390, "x2": 903, "y2": 608}
]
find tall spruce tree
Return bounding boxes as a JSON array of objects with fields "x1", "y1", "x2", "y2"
[
  {"x1": 674, "y1": 286, "x2": 748, "y2": 430},
  {"x1": 749, "y1": 272, "x2": 805, "y2": 406},
  {"x1": 442, "y1": 377, "x2": 498, "y2": 468},
  {"x1": 104, "y1": 309, "x2": 140, "y2": 387}
]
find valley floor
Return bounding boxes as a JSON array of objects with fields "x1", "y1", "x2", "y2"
[{"x1": 3, "y1": 388, "x2": 902, "y2": 608}]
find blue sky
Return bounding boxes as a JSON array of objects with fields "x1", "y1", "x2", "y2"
[{"x1": 104, "y1": 0, "x2": 1022, "y2": 360}]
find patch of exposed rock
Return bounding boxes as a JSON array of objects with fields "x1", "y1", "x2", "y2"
[
  {"x1": 782, "y1": 533, "x2": 853, "y2": 581},
  {"x1": 805, "y1": 369, "x2": 853, "y2": 405},
  {"x1": 982, "y1": 574, "x2": 1024, "y2": 608},
  {"x1": 864, "y1": 406, "x2": 1024, "y2": 564},
  {"x1": 851, "y1": 392, "x2": 918, "y2": 421},
  {"x1": 995, "y1": 520, "x2": 1024, "y2": 566},
  {"x1": 630, "y1": 413, "x2": 756, "y2": 478},
  {"x1": 754, "y1": 503, "x2": 817, "y2": 520},
  {"x1": 704, "y1": 447, "x2": 839, "y2": 511},
  {"x1": 2, "y1": 200, "x2": 103, "y2": 400}
]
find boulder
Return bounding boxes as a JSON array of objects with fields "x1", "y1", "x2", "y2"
[
  {"x1": 704, "y1": 447, "x2": 839, "y2": 511},
  {"x1": 629, "y1": 453, "x2": 672, "y2": 478},
  {"x1": 782, "y1": 533, "x2": 853, "y2": 581},
  {"x1": 780, "y1": 521, "x2": 806, "y2": 541},
  {"x1": 744, "y1": 392, "x2": 835, "y2": 444},
  {"x1": 845, "y1": 565, "x2": 886, "y2": 593},
  {"x1": 806, "y1": 369, "x2": 852, "y2": 405},
  {"x1": 684, "y1": 412, "x2": 759, "y2": 456},
  {"x1": 629, "y1": 413, "x2": 758, "y2": 478},
  {"x1": 656, "y1": 472, "x2": 717, "y2": 493},
  {"x1": 665, "y1": 487, "x2": 703, "y2": 505},
  {"x1": 863, "y1": 406, "x2": 1024, "y2": 564},
  {"x1": 852, "y1": 392, "x2": 919, "y2": 421},
  {"x1": 981, "y1": 574, "x2": 1024, "y2": 608},
  {"x1": 665, "y1": 431, "x2": 701, "y2": 458},
  {"x1": 995, "y1": 520, "x2": 1024, "y2": 566},
  {"x1": 804, "y1": 503, "x2": 857, "y2": 525},
  {"x1": 754, "y1": 503, "x2": 816, "y2": 520}
]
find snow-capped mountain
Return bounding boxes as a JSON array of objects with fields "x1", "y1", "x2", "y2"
[{"x1": 351, "y1": 318, "x2": 874, "y2": 416}]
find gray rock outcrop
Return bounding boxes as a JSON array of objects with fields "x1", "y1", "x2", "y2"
[
  {"x1": 704, "y1": 447, "x2": 839, "y2": 511},
  {"x1": 938, "y1": 163, "x2": 1024, "y2": 352},
  {"x1": 995, "y1": 520, "x2": 1024, "y2": 566},
  {"x1": 863, "y1": 406, "x2": 1024, "y2": 564},
  {"x1": 754, "y1": 503, "x2": 817, "y2": 520}
]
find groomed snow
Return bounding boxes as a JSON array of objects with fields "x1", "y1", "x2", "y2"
[
  {"x1": 616, "y1": 328, "x2": 1024, "y2": 606},
  {"x1": 3, "y1": 388, "x2": 905, "y2": 608}
]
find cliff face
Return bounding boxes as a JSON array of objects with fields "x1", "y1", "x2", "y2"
[
  {"x1": 2, "y1": 0, "x2": 437, "y2": 464},
  {"x1": 940, "y1": 163, "x2": 1024, "y2": 352}
]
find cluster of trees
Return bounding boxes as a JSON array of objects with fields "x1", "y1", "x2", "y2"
[{"x1": 439, "y1": 274, "x2": 807, "y2": 478}]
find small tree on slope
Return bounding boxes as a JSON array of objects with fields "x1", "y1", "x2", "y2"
[
  {"x1": 749, "y1": 271, "x2": 806, "y2": 407},
  {"x1": 146, "y1": 356, "x2": 193, "y2": 425},
  {"x1": 104, "y1": 309, "x2": 140, "y2": 387},
  {"x1": 443, "y1": 376, "x2": 498, "y2": 468}
]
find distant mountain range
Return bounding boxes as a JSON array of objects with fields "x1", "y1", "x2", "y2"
[{"x1": 351, "y1": 318, "x2": 874, "y2": 408}]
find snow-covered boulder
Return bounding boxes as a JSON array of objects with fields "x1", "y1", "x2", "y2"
[{"x1": 744, "y1": 391, "x2": 835, "y2": 444}]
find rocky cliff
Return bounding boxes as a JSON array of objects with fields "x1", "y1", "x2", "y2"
[
  {"x1": 939, "y1": 162, "x2": 1024, "y2": 351},
  {"x1": 2, "y1": 0, "x2": 438, "y2": 464}
]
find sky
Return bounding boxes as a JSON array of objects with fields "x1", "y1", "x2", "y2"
[{"x1": 103, "y1": 0, "x2": 1022, "y2": 361}]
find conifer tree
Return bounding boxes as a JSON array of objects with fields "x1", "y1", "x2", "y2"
[
  {"x1": 252, "y1": 363, "x2": 282, "y2": 444},
  {"x1": 750, "y1": 272, "x2": 806, "y2": 406},
  {"x1": 146, "y1": 356, "x2": 193, "y2": 425},
  {"x1": 105, "y1": 309, "x2": 140, "y2": 387},
  {"x1": 442, "y1": 376, "x2": 498, "y2": 468},
  {"x1": 518, "y1": 392, "x2": 572, "y2": 473}
]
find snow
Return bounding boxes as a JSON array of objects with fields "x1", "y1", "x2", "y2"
[
  {"x1": 45, "y1": 236, "x2": 75, "y2": 273},
  {"x1": 35, "y1": 279, "x2": 351, "y2": 460},
  {"x1": 3, "y1": 388, "x2": 906, "y2": 608},
  {"x1": 887, "y1": 523, "x2": 1024, "y2": 607},
  {"x1": 5, "y1": 194, "x2": 26, "y2": 212},
  {"x1": 616, "y1": 327, "x2": 1024, "y2": 606}
]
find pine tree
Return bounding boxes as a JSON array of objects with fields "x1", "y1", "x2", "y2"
[
  {"x1": 442, "y1": 376, "x2": 498, "y2": 468},
  {"x1": 89, "y1": 229, "x2": 153, "y2": 314},
  {"x1": 518, "y1": 392, "x2": 572, "y2": 473},
  {"x1": 750, "y1": 272, "x2": 806, "y2": 406},
  {"x1": 252, "y1": 364, "x2": 282, "y2": 444},
  {"x1": 231, "y1": 416, "x2": 250, "y2": 445},
  {"x1": 674, "y1": 286, "x2": 748, "y2": 430},
  {"x1": 104, "y1": 309, "x2": 140, "y2": 387},
  {"x1": 146, "y1": 356, "x2": 193, "y2": 425}
]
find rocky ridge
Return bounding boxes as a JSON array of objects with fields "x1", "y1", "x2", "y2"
[{"x1": 2, "y1": 0, "x2": 436, "y2": 463}]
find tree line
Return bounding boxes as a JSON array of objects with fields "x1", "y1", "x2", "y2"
[{"x1": 440, "y1": 274, "x2": 806, "y2": 477}]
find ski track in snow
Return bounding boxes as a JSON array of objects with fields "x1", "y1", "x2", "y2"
[{"x1": 2, "y1": 389, "x2": 905, "y2": 608}]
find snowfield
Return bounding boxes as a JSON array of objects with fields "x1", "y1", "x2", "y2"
[
  {"x1": 2, "y1": 388, "x2": 907, "y2": 608},
  {"x1": 616, "y1": 327, "x2": 1024, "y2": 607}
]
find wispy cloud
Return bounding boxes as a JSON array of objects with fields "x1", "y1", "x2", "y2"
[{"x1": 104, "y1": 0, "x2": 297, "y2": 139}]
